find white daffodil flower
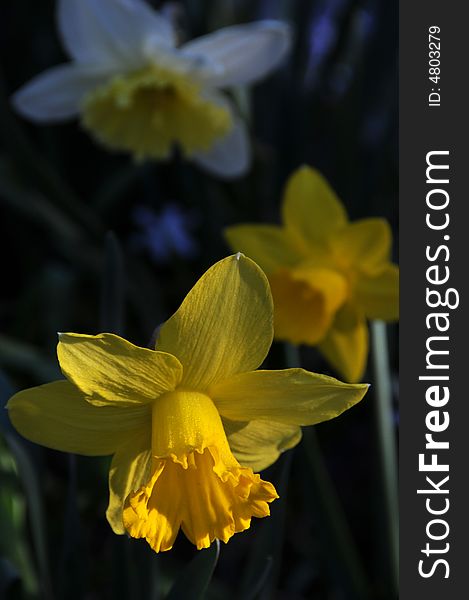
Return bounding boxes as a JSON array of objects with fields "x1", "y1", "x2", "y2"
[{"x1": 12, "y1": 0, "x2": 291, "y2": 178}]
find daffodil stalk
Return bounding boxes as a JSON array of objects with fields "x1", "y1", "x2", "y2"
[
  {"x1": 287, "y1": 343, "x2": 370, "y2": 599},
  {"x1": 59, "y1": 233, "x2": 126, "y2": 598},
  {"x1": 166, "y1": 540, "x2": 220, "y2": 600},
  {"x1": 371, "y1": 321, "x2": 398, "y2": 596},
  {"x1": 100, "y1": 232, "x2": 125, "y2": 337},
  {"x1": 301, "y1": 429, "x2": 369, "y2": 599},
  {"x1": 239, "y1": 448, "x2": 293, "y2": 600},
  {"x1": 57, "y1": 452, "x2": 79, "y2": 598}
]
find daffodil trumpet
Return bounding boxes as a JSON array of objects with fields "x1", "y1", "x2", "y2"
[
  {"x1": 7, "y1": 254, "x2": 367, "y2": 552},
  {"x1": 226, "y1": 167, "x2": 399, "y2": 382},
  {"x1": 12, "y1": 0, "x2": 292, "y2": 178}
]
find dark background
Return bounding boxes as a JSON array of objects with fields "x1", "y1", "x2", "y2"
[{"x1": 0, "y1": 1, "x2": 398, "y2": 598}]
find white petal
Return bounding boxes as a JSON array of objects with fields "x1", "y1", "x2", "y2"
[
  {"x1": 58, "y1": 0, "x2": 175, "y2": 67},
  {"x1": 142, "y1": 39, "x2": 222, "y2": 80},
  {"x1": 182, "y1": 20, "x2": 291, "y2": 88},
  {"x1": 11, "y1": 64, "x2": 107, "y2": 122},
  {"x1": 192, "y1": 119, "x2": 251, "y2": 179}
]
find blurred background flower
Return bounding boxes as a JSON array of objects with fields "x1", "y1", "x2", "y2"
[
  {"x1": 131, "y1": 203, "x2": 199, "y2": 263},
  {"x1": 226, "y1": 166, "x2": 399, "y2": 382},
  {"x1": 12, "y1": 0, "x2": 291, "y2": 178}
]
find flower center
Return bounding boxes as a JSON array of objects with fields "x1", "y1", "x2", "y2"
[
  {"x1": 269, "y1": 267, "x2": 348, "y2": 345},
  {"x1": 123, "y1": 390, "x2": 278, "y2": 552},
  {"x1": 81, "y1": 65, "x2": 233, "y2": 160}
]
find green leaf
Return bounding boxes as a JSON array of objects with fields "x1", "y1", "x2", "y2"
[
  {"x1": 166, "y1": 541, "x2": 220, "y2": 600},
  {"x1": 0, "y1": 335, "x2": 60, "y2": 382},
  {"x1": 238, "y1": 453, "x2": 292, "y2": 600},
  {"x1": 93, "y1": 163, "x2": 146, "y2": 214},
  {"x1": 242, "y1": 557, "x2": 272, "y2": 600},
  {"x1": 4, "y1": 433, "x2": 54, "y2": 600},
  {"x1": 300, "y1": 428, "x2": 370, "y2": 599},
  {"x1": 0, "y1": 438, "x2": 38, "y2": 597},
  {"x1": 0, "y1": 557, "x2": 20, "y2": 598},
  {"x1": 284, "y1": 344, "x2": 370, "y2": 599}
]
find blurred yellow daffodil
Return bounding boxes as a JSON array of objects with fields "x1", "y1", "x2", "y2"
[
  {"x1": 12, "y1": 0, "x2": 291, "y2": 178},
  {"x1": 225, "y1": 167, "x2": 399, "y2": 382},
  {"x1": 7, "y1": 255, "x2": 367, "y2": 552}
]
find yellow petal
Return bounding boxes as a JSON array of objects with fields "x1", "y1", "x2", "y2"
[
  {"x1": 124, "y1": 448, "x2": 277, "y2": 552},
  {"x1": 269, "y1": 267, "x2": 348, "y2": 345},
  {"x1": 178, "y1": 450, "x2": 277, "y2": 549},
  {"x1": 157, "y1": 254, "x2": 273, "y2": 389},
  {"x1": 223, "y1": 417, "x2": 302, "y2": 472},
  {"x1": 333, "y1": 218, "x2": 393, "y2": 275},
  {"x1": 7, "y1": 381, "x2": 150, "y2": 455},
  {"x1": 123, "y1": 388, "x2": 277, "y2": 552},
  {"x1": 319, "y1": 311, "x2": 369, "y2": 382},
  {"x1": 355, "y1": 264, "x2": 399, "y2": 321},
  {"x1": 210, "y1": 369, "x2": 368, "y2": 425},
  {"x1": 57, "y1": 333, "x2": 183, "y2": 406},
  {"x1": 106, "y1": 427, "x2": 152, "y2": 534},
  {"x1": 124, "y1": 460, "x2": 182, "y2": 552},
  {"x1": 224, "y1": 225, "x2": 301, "y2": 273},
  {"x1": 282, "y1": 166, "x2": 347, "y2": 250}
]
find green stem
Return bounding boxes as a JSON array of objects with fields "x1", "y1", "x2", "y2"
[
  {"x1": 286, "y1": 344, "x2": 370, "y2": 599},
  {"x1": 100, "y1": 232, "x2": 125, "y2": 336},
  {"x1": 57, "y1": 454, "x2": 84, "y2": 600},
  {"x1": 5, "y1": 434, "x2": 54, "y2": 600},
  {"x1": 239, "y1": 452, "x2": 292, "y2": 600},
  {"x1": 370, "y1": 321, "x2": 399, "y2": 596},
  {"x1": 284, "y1": 342, "x2": 301, "y2": 369}
]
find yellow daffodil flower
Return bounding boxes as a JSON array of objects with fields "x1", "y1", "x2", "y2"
[
  {"x1": 225, "y1": 168, "x2": 399, "y2": 382},
  {"x1": 7, "y1": 254, "x2": 367, "y2": 552},
  {"x1": 12, "y1": 0, "x2": 291, "y2": 178}
]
